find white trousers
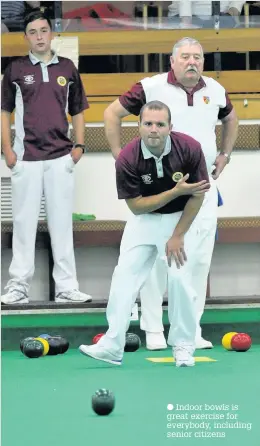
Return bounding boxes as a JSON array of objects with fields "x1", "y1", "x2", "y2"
[
  {"x1": 98, "y1": 211, "x2": 201, "y2": 357},
  {"x1": 139, "y1": 180, "x2": 218, "y2": 339},
  {"x1": 9, "y1": 154, "x2": 78, "y2": 293}
]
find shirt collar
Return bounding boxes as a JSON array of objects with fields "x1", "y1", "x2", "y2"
[
  {"x1": 167, "y1": 69, "x2": 206, "y2": 93},
  {"x1": 29, "y1": 51, "x2": 59, "y2": 66},
  {"x1": 141, "y1": 135, "x2": 171, "y2": 160}
]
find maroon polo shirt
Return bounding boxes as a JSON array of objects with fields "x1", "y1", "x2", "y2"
[
  {"x1": 1, "y1": 53, "x2": 89, "y2": 161},
  {"x1": 116, "y1": 131, "x2": 209, "y2": 214},
  {"x1": 118, "y1": 70, "x2": 232, "y2": 120}
]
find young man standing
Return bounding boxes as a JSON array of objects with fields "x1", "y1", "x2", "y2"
[
  {"x1": 79, "y1": 101, "x2": 210, "y2": 367},
  {"x1": 1, "y1": 11, "x2": 91, "y2": 304}
]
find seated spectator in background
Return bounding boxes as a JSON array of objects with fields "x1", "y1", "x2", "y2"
[
  {"x1": 62, "y1": 2, "x2": 132, "y2": 31},
  {"x1": 1, "y1": 1, "x2": 40, "y2": 32},
  {"x1": 168, "y1": 1, "x2": 244, "y2": 28}
]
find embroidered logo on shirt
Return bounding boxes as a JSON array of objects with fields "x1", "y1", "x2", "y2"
[
  {"x1": 141, "y1": 174, "x2": 153, "y2": 185},
  {"x1": 203, "y1": 96, "x2": 210, "y2": 104},
  {"x1": 24, "y1": 75, "x2": 35, "y2": 85},
  {"x1": 57, "y1": 76, "x2": 67, "y2": 86},
  {"x1": 172, "y1": 172, "x2": 183, "y2": 182}
]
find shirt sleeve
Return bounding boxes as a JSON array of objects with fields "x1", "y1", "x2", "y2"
[
  {"x1": 1, "y1": 63, "x2": 16, "y2": 113},
  {"x1": 187, "y1": 141, "x2": 209, "y2": 184},
  {"x1": 218, "y1": 92, "x2": 233, "y2": 120},
  {"x1": 68, "y1": 65, "x2": 89, "y2": 116},
  {"x1": 118, "y1": 82, "x2": 146, "y2": 116},
  {"x1": 116, "y1": 155, "x2": 142, "y2": 199}
]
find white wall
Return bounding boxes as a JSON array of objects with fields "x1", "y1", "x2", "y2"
[
  {"x1": 3, "y1": 149, "x2": 256, "y2": 220},
  {"x1": 210, "y1": 244, "x2": 260, "y2": 297},
  {"x1": 215, "y1": 151, "x2": 260, "y2": 217}
]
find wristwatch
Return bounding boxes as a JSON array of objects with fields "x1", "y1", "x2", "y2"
[
  {"x1": 74, "y1": 144, "x2": 86, "y2": 153},
  {"x1": 220, "y1": 152, "x2": 231, "y2": 164}
]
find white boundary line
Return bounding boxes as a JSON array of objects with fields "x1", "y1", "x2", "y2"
[
  {"x1": 1, "y1": 307, "x2": 106, "y2": 315},
  {"x1": 2, "y1": 302, "x2": 260, "y2": 316}
]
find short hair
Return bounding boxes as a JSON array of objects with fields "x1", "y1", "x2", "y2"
[
  {"x1": 24, "y1": 10, "x2": 52, "y2": 33},
  {"x1": 172, "y1": 37, "x2": 204, "y2": 59},
  {"x1": 140, "y1": 101, "x2": 171, "y2": 124}
]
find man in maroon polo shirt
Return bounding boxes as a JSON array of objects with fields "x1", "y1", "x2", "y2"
[
  {"x1": 1, "y1": 11, "x2": 91, "y2": 304},
  {"x1": 79, "y1": 101, "x2": 210, "y2": 367}
]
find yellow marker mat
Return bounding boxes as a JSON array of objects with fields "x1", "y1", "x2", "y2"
[{"x1": 146, "y1": 357, "x2": 217, "y2": 363}]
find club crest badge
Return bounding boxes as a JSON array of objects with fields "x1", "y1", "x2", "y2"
[
  {"x1": 172, "y1": 172, "x2": 183, "y2": 182},
  {"x1": 57, "y1": 76, "x2": 67, "y2": 86},
  {"x1": 203, "y1": 96, "x2": 210, "y2": 104}
]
